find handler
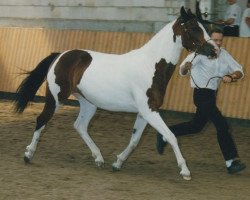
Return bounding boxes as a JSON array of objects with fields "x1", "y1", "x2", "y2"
[{"x1": 156, "y1": 28, "x2": 246, "y2": 174}]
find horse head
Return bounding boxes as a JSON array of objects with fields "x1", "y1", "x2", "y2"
[{"x1": 173, "y1": 7, "x2": 217, "y2": 58}]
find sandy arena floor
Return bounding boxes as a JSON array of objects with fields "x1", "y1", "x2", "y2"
[{"x1": 0, "y1": 100, "x2": 249, "y2": 200}]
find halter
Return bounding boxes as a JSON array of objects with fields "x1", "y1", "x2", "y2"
[{"x1": 177, "y1": 18, "x2": 235, "y2": 88}]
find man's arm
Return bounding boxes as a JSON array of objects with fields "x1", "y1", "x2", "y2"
[
  {"x1": 179, "y1": 53, "x2": 198, "y2": 76},
  {"x1": 222, "y1": 49, "x2": 244, "y2": 83},
  {"x1": 231, "y1": 71, "x2": 243, "y2": 79},
  {"x1": 223, "y1": 71, "x2": 243, "y2": 83},
  {"x1": 217, "y1": 5, "x2": 241, "y2": 25},
  {"x1": 223, "y1": 18, "x2": 235, "y2": 25},
  {"x1": 217, "y1": 17, "x2": 236, "y2": 25}
]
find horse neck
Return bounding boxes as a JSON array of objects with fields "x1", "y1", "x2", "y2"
[{"x1": 139, "y1": 21, "x2": 183, "y2": 65}]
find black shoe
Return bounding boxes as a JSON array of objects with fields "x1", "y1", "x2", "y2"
[
  {"x1": 156, "y1": 132, "x2": 167, "y2": 155},
  {"x1": 227, "y1": 160, "x2": 246, "y2": 174}
]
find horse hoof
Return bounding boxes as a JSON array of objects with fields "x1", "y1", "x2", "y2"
[
  {"x1": 95, "y1": 161, "x2": 104, "y2": 168},
  {"x1": 24, "y1": 156, "x2": 31, "y2": 163},
  {"x1": 182, "y1": 175, "x2": 192, "y2": 181},
  {"x1": 112, "y1": 166, "x2": 121, "y2": 172},
  {"x1": 112, "y1": 163, "x2": 121, "y2": 172}
]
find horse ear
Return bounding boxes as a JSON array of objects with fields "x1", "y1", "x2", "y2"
[
  {"x1": 187, "y1": 9, "x2": 196, "y2": 19},
  {"x1": 180, "y1": 6, "x2": 189, "y2": 21},
  {"x1": 187, "y1": 9, "x2": 192, "y2": 15}
]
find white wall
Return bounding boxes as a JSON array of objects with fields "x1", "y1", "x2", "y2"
[
  {"x1": 0, "y1": 0, "x2": 189, "y2": 32},
  {"x1": 2, "y1": 0, "x2": 243, "y2": 32}
]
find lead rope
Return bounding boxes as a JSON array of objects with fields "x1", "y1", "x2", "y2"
[{"x1": 187, "y1": 39, "x2": 236, "y2": 88}]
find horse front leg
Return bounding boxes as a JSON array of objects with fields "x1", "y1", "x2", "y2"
[
  {"x1": 141, "y1": 110, "x2": 191, "y2": 180},
  {"x1": 112, "y1": 113, "x2": 147, "y2": 171}
]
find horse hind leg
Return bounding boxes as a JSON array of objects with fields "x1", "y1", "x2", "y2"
[
  {"x1": 112, "y1": 114, "x2": 147, "y2": 171},
  {"x1": 73, "y1": 93, "x2": 104, "y2": 167},
  {"x1": 24, "y1": 87, "x2": 56, "y2": 163}
]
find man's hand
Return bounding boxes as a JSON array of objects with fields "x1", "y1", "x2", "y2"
[
  {"x1": 222, "y1": 75, "x2": 233, "y2": 83},
  {"x1": 216, "y1": 18, "x2": 235, "y2": 25},
  {"x1": 180, "y1": 62, "x2": 192, "y2": 75},
  {"x1": 216, "y1": 19, "x2": 225, "y2": 24},
  {"x1": 223, "y1": 71, "x2": 243, "y2": 83},
  {"x1": 184, "y1": 62, "x2": 192, "y2": 70}
]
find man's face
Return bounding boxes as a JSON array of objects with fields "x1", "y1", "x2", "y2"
[
  {"x1": 227, "y1": 0, "x2": 236, "y2": 5},
  {"x1": 211, "y1": 32, "x2": 223, "y2": 48}
]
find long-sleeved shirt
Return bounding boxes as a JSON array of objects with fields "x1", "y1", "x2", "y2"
[
  {"x1": 179, "y1": 48, "x2": 244, "y2": 90},
  {"x1": 240, "y1": 8, "x2": 250, "y2": 37},
  {"x1": 225, "y1": 3, "x2": 242, "y2": 26}
]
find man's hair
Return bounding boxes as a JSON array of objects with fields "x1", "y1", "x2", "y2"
[{"x1": 209, "y1": 28, "x2": 223, "y2": 36}]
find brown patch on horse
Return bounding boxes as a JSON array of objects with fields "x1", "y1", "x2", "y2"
[
  {"x1": 36, "y1": 84, "x2": 56, "y2": 130},
  {"x1": 54, "y1": 49, "x2": 92, "y2": 102},
  {"x1": 146, "y1": 59, "x2": 176, "y2": 111}
]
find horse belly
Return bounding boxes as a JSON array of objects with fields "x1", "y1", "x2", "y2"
[
  {"x1": 77, "y1": 71, "x2": 138, "y2": 112},
  {"x1": 81, "y1": 87, "x2": 138, "y2": 112}
]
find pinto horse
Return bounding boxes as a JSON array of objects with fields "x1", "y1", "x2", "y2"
[{"x1": 14, "y1": 7, "x2": 217, "y2": 180}]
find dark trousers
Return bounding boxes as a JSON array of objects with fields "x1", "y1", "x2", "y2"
[
  {"x1": 161, "y1": 88, "x2": 238, "y2": 161},
  {"x1": 223, "y1": 25, "x2": 239, "y2": 37}
]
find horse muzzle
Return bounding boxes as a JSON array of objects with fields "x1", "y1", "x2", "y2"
[{"x1": 196, "y1": 42, "x2": 217, "y2": 59}]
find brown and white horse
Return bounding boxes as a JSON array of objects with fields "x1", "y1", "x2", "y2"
[{"x1": 14, "y1": 7, "x2": 217, "y2": 180}]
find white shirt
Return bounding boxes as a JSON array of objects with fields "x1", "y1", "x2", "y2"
[
  {"x1": 240, "y1": 8, "x2": 250, "y2": 37},
  {"x1": 180, "y1": 48, "x2": 244, "y2": 90},
  {"x1": 225, "y1": 3, "x2": 242, "y2": 26}
]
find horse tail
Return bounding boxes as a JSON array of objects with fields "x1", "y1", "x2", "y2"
[{"x1": 14, "y1": 52, "x2": 60, "y2": 113}]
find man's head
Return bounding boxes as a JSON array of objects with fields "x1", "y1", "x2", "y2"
[
  {"x1": 209, "y1": 28, "x2": 224, "y2": 48},
  {"x1": 227, "y1": 0, "x2": 237, "y2": 5}
]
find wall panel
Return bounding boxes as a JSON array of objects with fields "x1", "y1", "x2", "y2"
[{"x1": 0, "y1": 27, "x2": 249, "y2": 119}]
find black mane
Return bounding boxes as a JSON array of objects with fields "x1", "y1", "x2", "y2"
[{"x1": 179, "y1": 6, "x2": 197, "y2": 23}]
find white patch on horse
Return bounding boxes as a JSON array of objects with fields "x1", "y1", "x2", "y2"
[
  {"x1": 24, "y1": 125, "x2": 45, "y2": 161},
  {"x1": 47, "y1": 52, "x2": 68, "y2": 110}
]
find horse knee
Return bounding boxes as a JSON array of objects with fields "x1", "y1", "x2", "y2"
[
  {"x1": 130, "y1": 140, "x2": 139, "y2": 148},
  {"x1": 164, "y1": 133, "x2": 178, "y2": 145},
  {"x1": 74, "y1": 120, "x2": 80, "y2": 130},
  {"x1": 36, "y1": 110, "x2": 54, "y2": 130},
  {"x1": 74, "y1": 117, "x2": 88, "y2": 132}
]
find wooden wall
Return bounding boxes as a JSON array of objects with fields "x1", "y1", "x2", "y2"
[{"x1": 0, "y1": 27, "x2": 249, "y2": 119}]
